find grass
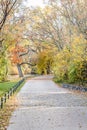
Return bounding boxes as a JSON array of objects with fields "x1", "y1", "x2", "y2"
[
  {"x1": 0, "y1": 81, "x2": 18, "y2": 97},
  {"x1": 0, "y1": 80, "x2": 25, "y2": 130}
]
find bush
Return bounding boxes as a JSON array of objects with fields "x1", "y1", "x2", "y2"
[{"x1": 53, "y1": 35, "x2": 87, "y2": 85}]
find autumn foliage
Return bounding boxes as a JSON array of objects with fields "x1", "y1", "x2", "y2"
[
  {"x1": 53, "y1": 36, "x2": 87, "y2": 85},
  {"x1": 10, "y1": 45, "x2": 26, "y2": 65},
  {"x1": 0, "y1": 0, "x2": 87, "y2": 85}
]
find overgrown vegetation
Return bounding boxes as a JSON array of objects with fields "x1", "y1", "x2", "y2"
[{"x1": 53, "y1": 36, "x2": 87, "y2": 86}]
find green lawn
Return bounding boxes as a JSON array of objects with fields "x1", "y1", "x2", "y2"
[{"x1": 0, "y1": 81, "x2": 17, "y2": 97}]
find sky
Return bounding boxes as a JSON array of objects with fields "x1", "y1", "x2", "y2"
[{"x1": 25, "y1": 0, "x2": 46, "y2": 7}]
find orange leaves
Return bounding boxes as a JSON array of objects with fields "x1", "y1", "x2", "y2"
[
  {"x1": 10, "y1": 45, "x2": 26, "y2": 64},
  {"x1": 12, "y1": 45, "x2": 25, "y2": 53},
  {"x1": 11, "y1": 54, "x2": 22, "y2": 64}
]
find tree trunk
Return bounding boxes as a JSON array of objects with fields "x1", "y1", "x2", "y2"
[{"x1": 17, "y1": 64, "x2": 23, "y2": 77}]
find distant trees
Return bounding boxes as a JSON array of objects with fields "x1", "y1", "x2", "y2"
[{"x1": 36, "y1": 44, "x2": 56, "y2": 74}]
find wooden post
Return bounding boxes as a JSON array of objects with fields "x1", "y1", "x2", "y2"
[
  {"x1": 4, "y1": 93, "x2": 7, "y2": 103},
  {"x1": 8, "y1": 91, "x2": 9, "y2": 99},
  {"x1": 1, "y1": 97, "x2": 3, "y2": 109},
  {"x1": 10, "y1": 89, "x2": 12, "y2": 96}
]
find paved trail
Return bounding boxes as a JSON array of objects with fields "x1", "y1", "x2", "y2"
[{"x1": 7, "y1": 75, "x2": 87, "y2": 130}]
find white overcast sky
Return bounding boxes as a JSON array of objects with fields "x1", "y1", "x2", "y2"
[{"x1": 25, "y1": 0, "x2": 46, "y2": 7}]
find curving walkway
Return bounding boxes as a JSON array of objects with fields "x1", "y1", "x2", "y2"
[{"x1": 7, "y1": 75, "x2": 87, "y2": 130}]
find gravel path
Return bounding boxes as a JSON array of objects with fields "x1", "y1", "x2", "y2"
[{"x1": 7, "y1": 75, "x2": 87, "y2": 130}]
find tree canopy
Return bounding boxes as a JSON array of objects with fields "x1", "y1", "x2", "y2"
[{"x1": 0, "y1": 0, "x2": 87, "y2": 85}]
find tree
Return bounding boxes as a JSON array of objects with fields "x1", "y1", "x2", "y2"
[
  {"x1": 53, "y1": 35, "x2": 87, "y2": 85},
  {"x1": 0, "y1": 0, "x2": 19, "y2": 45},
  {"x1": 0, "y1": 0, "x2": 22, "y2": 81},
  {"x1": 22, "y1": 6, "x2": 67, "y2": 51},
  {"x1": 10, "y1": 44, "x2": 38, "y2": 77},
  {"x1": 10, "y1": 44, "x2": 26, "y2": 77},
  {"x1": 48, "y1": 0, "x2": 87, "y2": 39}
]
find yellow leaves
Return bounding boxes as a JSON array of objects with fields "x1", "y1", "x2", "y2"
[
  {"x1": 53, "y1": 34, "x2": 87, "y2": 83},
  {"x1": 36, "y1": 45, "x2": 55, "y2": 74},
  {"x1": 71, "y1": 35, "x2": 87, "y2": 62},
  {"x1": 44, "y1": 6, "x2": 52, "y2": 15},
  {"x1": 72, "y1": 35, "x2": 86, "y2": 46},
  {"x1": 34, "y1": 15, "x2": 41, "y2": 22}
]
